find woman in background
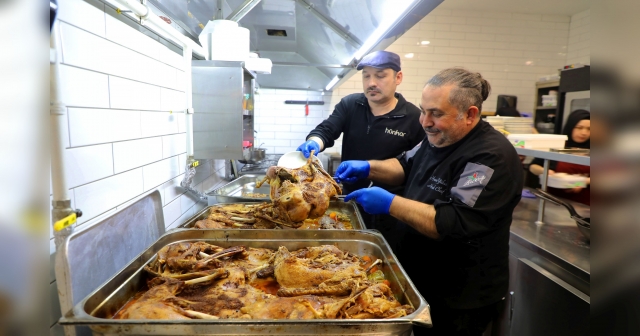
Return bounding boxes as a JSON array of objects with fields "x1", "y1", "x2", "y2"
[{"x1": 529, "y1": 109, "x2": 590, "y2": 205}]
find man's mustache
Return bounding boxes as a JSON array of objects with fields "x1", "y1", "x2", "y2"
[
  {"x1": 424, "y1": 127, "x2": 440, "y2": 133},
  {"x1": 367, "y1": 88, "x2": 381, "y2": 93}
]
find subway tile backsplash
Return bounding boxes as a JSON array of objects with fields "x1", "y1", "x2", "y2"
[{"x1": 51, "y1": 0, "x2": 226, "y2": 255}]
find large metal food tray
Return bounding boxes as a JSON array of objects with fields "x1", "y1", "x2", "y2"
[
  {"x1": 179, "y1": 200, "x2": 367, "y2": 230},
  {"x1": 207, "y1": 175, "x2": 270, "y2": 203},
  {"x1": 60, "y1": 229, "x2": 431, "y2": 335}
]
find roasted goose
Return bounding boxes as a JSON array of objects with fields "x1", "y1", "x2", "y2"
[
  {"x1": 116, "y1": 243, "x2": 413, "y2": 321},
  {"x1": 254, "y1": 151, "x2": 342, "y2": 227},
  {"x1": 193, "y1": 203, "x2": 351, "y2": 230}
]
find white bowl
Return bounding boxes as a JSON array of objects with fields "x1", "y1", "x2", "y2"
[{"x1": 277, "y1": 151, "x2": 323, "y2": 169}]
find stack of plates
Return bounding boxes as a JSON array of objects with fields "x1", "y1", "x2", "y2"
[
  {"x1": 485, "y1": 117, "x2": 505, "y2": 132},
  {"x1": 502, "y1": 117, "x2": 533, "y2": 134}
]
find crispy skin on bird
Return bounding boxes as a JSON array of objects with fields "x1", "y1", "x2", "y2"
[
  {"x1": 255, "y1": 151, "x2": 341, "y2": 226},
  {"x1": 273, "y1": 245, "x2": 367, "y2": 294}
]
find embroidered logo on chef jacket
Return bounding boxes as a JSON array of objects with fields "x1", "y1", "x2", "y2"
[
  {"x1": 385, "y1": 128, "x2": 406, "y2": 137},
  {"x1": 451, "y1": 162, "x2": 494, "y2": 207}
]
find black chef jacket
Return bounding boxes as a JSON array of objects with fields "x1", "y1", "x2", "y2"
[
  {"x1": 307, "y1": 92, "x2": 424, "y2": 194},
  {"x1": 397, "y1": 120, "x2": 523, "y2": 309}
]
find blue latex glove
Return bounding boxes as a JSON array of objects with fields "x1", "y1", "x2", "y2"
[
  {"x1": 296, "y1": 140, "x2": 321, "y2": 158},
  {"x1": 334, "y1": 161, "x2": 370, "y2": 184},
  {"x1": 343, "y1": 187, "x2": 395, "y2": 215}
]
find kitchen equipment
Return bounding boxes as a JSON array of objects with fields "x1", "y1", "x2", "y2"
[
  {"x1": 278, "y1": 151, "x2": 323, "y2": 169},
  {"x1": 207, "y1": 175, "x2": 271, "y2": 203},
  {"x1": 146, "y1": 0, "x2": 442, "y2": 91},
  {"x1": 54, "y1": 191, "x2": 165, "y2": 335},
  {"x1": 531, "y1": 189, "x2": 590, "y2": 240},
  {"x1": 59, "y1": 230, "x2": 432, "y2": 334},
  {"x1": 179, "y1": 200, "x2": 366, "y2": 230},
  {"x1": 240, "y1": 147, "x2": 266, "y2": 164},
  {"x1": 192, "y1": 61, "x2": 255, "y2": 160}
]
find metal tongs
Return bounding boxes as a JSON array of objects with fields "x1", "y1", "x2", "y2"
[{"x1": 335, "y1": 181, "x2": 373, "y2": 201}]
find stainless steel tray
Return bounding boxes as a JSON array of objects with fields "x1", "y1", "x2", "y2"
[
  {"x1": 207, "y1": 175, "x2": 270, "y2": 203},
  {"x1": 179, "y1": 200, "x2": 367, "y2": 230},
  {"x1": 60, "y1": 230, "x2": 431, "y2": 335}
]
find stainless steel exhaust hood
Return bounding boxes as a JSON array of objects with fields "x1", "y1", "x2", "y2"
[{"x1": 148, "y1": 0, "x2": 443, "y2": 91}]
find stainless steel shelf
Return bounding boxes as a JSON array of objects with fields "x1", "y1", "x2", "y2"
[{"x1": 516, "y1": 148, "x2": 590, "y2": 166}]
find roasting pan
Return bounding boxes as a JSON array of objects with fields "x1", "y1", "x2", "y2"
[
  {"x1": 59, "y1": 229, "x2": 431, "y2": 335},
  {"x1": 207, "y1": 175, "x2": 271, "y2": 203},
  {"x1": 178, "y1": 200, "x2": 367, "y2": 230}
]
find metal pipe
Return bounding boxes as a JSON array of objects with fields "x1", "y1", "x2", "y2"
[
  {"x1": 536, "y1": 159, "x2": 550, "y2": 225},
  {"x1": 227, "y1": 0, "x2": 262, "y2": 22},
  {"x1": 50, "y1": 24, "x2": 77, "y2": 247},
  {"x1": 294, "y1": 0, "x2": 363, "y2": 49},
  {"x1": 109, "y1": 0, "x2": 205, "y2": 57},
  {"x1": 184, "y1": 46, "x2": 194, "y2": 158}
]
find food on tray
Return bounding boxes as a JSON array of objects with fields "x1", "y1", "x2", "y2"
[
  {"x1": 194, "y1": 204, "x2": 353, "y2": 230},
  {"x1": 115, "y1": 243, "x2": 413, "y2": 320},
  {"x1": 241, "y1": 192, "x2": 268, "y2": 198},
  {"x1": 254, "y1": 151, "x2": 342, "y2": 226}
]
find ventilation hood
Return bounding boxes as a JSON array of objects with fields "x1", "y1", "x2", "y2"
[{"x1": 147, "y1": 0, "x2": 443, "y2": 91}]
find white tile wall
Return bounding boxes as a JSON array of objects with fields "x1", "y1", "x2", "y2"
[
  {"x1": 162, "y1": 133, "x2": 187, "y2": 158},
  {"x1": 73, "y1": 168, "x2": 143, "y2": 224},
  {"x1": 50, "y1": 2, "x2": 232, "y2": 331},
  {"x1": 112, "y1": 137, "x2": 163, "y2": 173},
  {"x1": 57, "y1": 0, "x2": 105, "y2": 37},
  {"x1": 51, "y1": 0, "x2": 225, "y2": 251},
  {"x1": 142, "y1": 156, "x2": 181, "y2": 191},
  {"x1": 68, "y1": 108, "x2": 141, "y2": 146},
  {"x1": 65, "y1": 143, "x2": 113, "y2": 188},
  {"x1": 254, "y1": 90, "x2": 334, "y2": 154},
  {"x1": 58, "y1": 65, "x2": 110, "y2": 108},
  {"x1": 140, "y1": 111, "x2": 179, "y2": 137},
  {"x1": 109, "y1": 76, "x2": 162, "y2": 111},
  {"x1": 566, "y1": 10, "x2": 590, "y2": 66}
]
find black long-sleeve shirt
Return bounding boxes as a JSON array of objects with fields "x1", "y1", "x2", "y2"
[
  {"x1": 308, "y1": 92, "x2": 424, "y2": 193},
  {"x1": 397, "y1": 120, "x2": 523, "y2": 309}
]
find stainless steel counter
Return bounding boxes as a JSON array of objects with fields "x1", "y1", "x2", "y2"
[{"x1": 510, "y1": 194, "x2": 590, "y2": 293}]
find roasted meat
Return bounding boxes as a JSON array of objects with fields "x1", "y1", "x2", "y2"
[
  {"x1": 255, "y1": 152, "x2": 342, "y2": 226},
  {"x1": 117, "y1": 243, "x2": 411, "y2": 321}
]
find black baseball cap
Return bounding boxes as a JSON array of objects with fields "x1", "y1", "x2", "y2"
[{"x1": 356, "y1": 51, "x2": 401, "y2": 72}]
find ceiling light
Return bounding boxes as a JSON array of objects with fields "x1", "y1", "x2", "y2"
[
  {"x1": 420, "y1": 40, "x2": 430, "y2": 45},
  {"x1": 525, "y1": 61, "x2": 533, "y2": 66},
  {"x1": 325, "y1": 76, "x2": 340, "y2": 91},
  {"x1": 405, "y1": 53, "x2": 414, "y2": 58},
  {"x1": 351, "y1": 0, "x2": 418, "y2": 61}
]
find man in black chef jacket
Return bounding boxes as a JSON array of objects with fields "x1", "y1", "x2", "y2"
[
  {"x1": 295, "y1": 51, "x2": 424, "y2": 252},
  {"x1": 337, "y1": 68, "x2": 523, "y2": 335}
]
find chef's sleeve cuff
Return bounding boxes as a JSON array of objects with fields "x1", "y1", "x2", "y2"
[{"x1": 433, "y1": 199, "x2": 455, "y2": 240}]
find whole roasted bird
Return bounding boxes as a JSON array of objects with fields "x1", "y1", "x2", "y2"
[{"x1": 255, "y1": 152, "x2": 342, "y2": 227}]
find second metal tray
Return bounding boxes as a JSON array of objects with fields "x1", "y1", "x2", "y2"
[
  {"x1": 207, "y1": 175, "x2": 270, "y2": 203},
  {"x1": 179, "y1": 200, "x2": 367, "y2": 230}
]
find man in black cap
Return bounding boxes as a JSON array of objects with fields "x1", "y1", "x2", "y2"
[{"x1": 295, "y1": 50, "x2": 424, "y2": 251}]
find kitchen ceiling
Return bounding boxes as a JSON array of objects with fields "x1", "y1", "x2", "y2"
[
  {"x1": 438, "y1": 0, "x2": 589, "y2": 16},
  {"x1": 147, "y1": 0, "x2": 443, "y2": 91}
]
